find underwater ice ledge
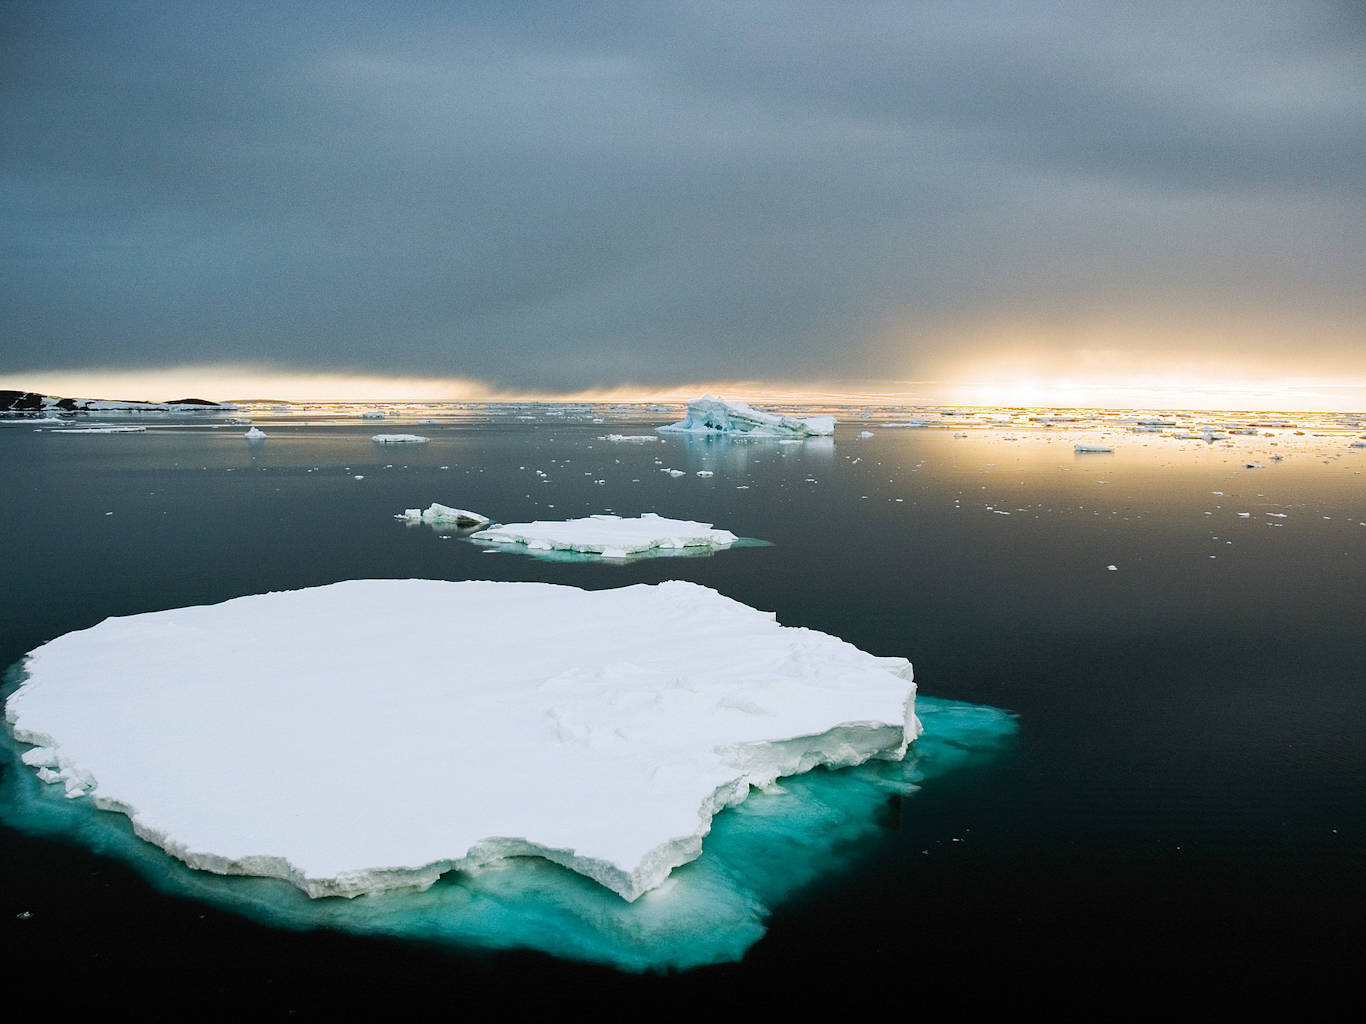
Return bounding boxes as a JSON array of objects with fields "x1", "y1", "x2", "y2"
[
  {"x1": 0, "y1": 690, "x2": 1014, "y2": 971},
  {"x1": 5, "y1": 580, "x2": 923, "y2": 904}
]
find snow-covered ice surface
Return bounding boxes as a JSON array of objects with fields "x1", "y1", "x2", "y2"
[
  {"x1": 471, "y1": 513, "x2": 742, "y2": 561},
  {"x1": 5, "y1": 580, "x2": 919, "y2": 909},
  {"x1": 658, "y1": 396, "x2": 835, "y2": 437},
  {"x1": 372, "y1": 433, "x2": 429, "y2": 443}
]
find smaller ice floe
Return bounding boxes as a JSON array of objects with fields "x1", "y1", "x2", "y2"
[
  {"x1": 696, "y1": 470, "x2": 714, "y2": 477},
  {"x1": 397, "y1": 503, "x2": 490, "y2": 529},
  {"x1": 244, "y1": 427, "x2": 266, "y2": 440},
  {"x1": 598, "y1": 434, "x2": 659, "y2": 443},
  {"x1": 1131, "y1": 424, "x2": 1164, "y2": 433},
  {"x1": 50, "y1": 425, "x2": 147, "y2": 434},
  {"x1": 1350, "y1": 439, "x2": 1366, "y2": 449},
  {"x1": 1174, "y1": 429, "x2": 1227, "y2": 442},
  {"x1": 953, "y1": 432, "x2": 968, "y2": 439},
  {"x1": 1074, "y1": 444, "x2": 1114, "y2": 454},
  {"x1": 1243, "y1": 462, "x2": 1262, "y2": 469},
  {"x1": 1107, "y1": 564, "x2": 1118, "y2": 571},
  {"x1": 472, "y1": 513, "x2": 739, "y2": 561},
  {"x1": 859, "y1": 430, "x2": 874, "y2": 438},
  {"x1": 657, "y1": 396, "x2": 834, "y2": 437},
  {"x1": 884, "y1": 418, "x2": 933, "y2": 428},
  {"x1": 372, "y1": 434, "x2": 429, "y2": 444},
  {"x1": 360, "y1": 410, "x2": 385, "y2": 419}
]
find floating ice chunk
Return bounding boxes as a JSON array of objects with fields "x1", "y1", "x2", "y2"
[
  {"x1": 657, "y1": 396, "x2": 835, "y2": 438},
  {"x1": 1351, "y1": 439, "x2": 1366, "y2": 449},
  {"x1": 696, "y1": 470, "x2": 714, "y2": 477},
  {"x1": 859, "y1": 431, "x2": 874, "y2": 438},
  {"x1": 244, "y1": 427, "x2": 266, "y2": 440},
  {"x1": 663, "y1": 468, "x2": 685, "y2": 477},
  {"x1": 472, "y1": 513, "x2": 738, "y2": 561},
  {"x1": 4, "y1": 579, "x2": 917, "y2": 903},
  {"x1": 1106, "y1": 564, "x2": 1118, "y2": 571},
  {"x1": 396, "y1": 503, "x2": 490, "y2": 528},
  {"x1": 372, "y1": 434, "x2": 429, "y2": 444},
  {"x1": 360, "y1": 410, "x2": 385, "y2": 419},
  {"x1": 1074, "y1": 444, "x2": 1114, "y2": 454},
  {"x1": 1243, "y1": 462, "x2": 1262, "y2": 469},
  {"x1": 598, "y1": 434, "x2": 659, "y2": 443}
]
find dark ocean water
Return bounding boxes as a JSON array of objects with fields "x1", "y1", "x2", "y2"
[{"x1": 1, "y1": 405, "x2": 1363, "y2": 1010}]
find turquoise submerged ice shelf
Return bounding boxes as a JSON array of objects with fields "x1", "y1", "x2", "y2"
[{"x1": 1, "y1": 694, "x2": 1013, "y2": 971}]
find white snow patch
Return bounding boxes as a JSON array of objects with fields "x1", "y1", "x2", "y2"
[{"x1": 5, "y1": 579, "x2": 917, "y2": 903}]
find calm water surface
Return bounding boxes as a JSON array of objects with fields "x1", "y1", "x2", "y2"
[{"x1": 2, "y1": 405, "x2": 1363, "y2": 1007}]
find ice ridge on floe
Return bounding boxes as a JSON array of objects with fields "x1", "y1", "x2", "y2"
[
  {"x1": 657, "y1": 396, "x2": 835, "y2": 437},
  {"x1": 4, "y1": 579, "x2": 919, "y2": 903}
]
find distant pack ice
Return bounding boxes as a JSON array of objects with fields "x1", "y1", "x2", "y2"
[
  {"x1": 472, "y1": 513, "x2": 737, "y2": 559},
  {"x1": 5, "y1": 579, "x2": 918, "y2": 903},
  {"x1": 657, "y1": 395, "x2": 835, "y2": 437}
]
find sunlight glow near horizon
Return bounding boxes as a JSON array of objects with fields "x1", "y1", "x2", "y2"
[{"x1": 4, "y1": 365, "x2": 1365, "y2": 414}]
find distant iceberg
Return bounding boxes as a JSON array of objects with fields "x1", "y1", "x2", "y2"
[
  {"x1": 472, "y1": 513, "x2": 738, "y2": 560},
  {"x1": 244, "y1": 427, "x2": 266, "y2": 441},
  {"x1": 372, "y1": 433, "x2": 428, "y2": 444},
  {"x1": 4, "y1": 579, "x2": 919, "y2": 904},
  {"x1": 657, "y1": 396, "x2": 835, "y2": 438}
]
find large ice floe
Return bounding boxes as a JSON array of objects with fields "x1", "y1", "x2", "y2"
[
  {"x1": 657, "y1": 395, "x2": 835, "y2": 437},
  {"x1": 471, "y1": 513, "x2": 739, "y2": 561},
  {"x1": 5, "y1": 579, "x2": 918, "y2": 908}
]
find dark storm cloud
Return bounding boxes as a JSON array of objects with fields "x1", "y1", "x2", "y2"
[{"x1": 2, "y1": 1, "x2": 1363, "y2": 390}]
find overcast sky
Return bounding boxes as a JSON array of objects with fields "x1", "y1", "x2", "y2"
[{"x1": 3, "y1": 1, "x2": 1364, "y2": 400}]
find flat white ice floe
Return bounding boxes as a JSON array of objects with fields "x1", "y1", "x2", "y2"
[
  {"x1": 5, "y1": 579, "x2": 918, "y2": 903},
  {"x1": 473, "y1": 513, "x2": 737, "y2": 559},
  {"x1": 396, "y1": 502, "x2": 490, "y2": 528},
  {"x1": 372, "y1": 433, "x2": 429, "y2": 444},
  {"x1": 1074, "y1": 443, "x2": 1114, "y2": 453},
  {"x1": 657, "y1": 395, "x2": 835, "y2": 437},
  {"x1": 598, "y1": 434, "x2": 659, "y2": 443}
]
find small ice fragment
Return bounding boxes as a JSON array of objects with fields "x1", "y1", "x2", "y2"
[
  {"x1": 244, "y1": 427, "x2": 266, "y2": 440},
  {"x1": 696, "y1": 470, "x2": 714, "y2": 477},
  {"x1": 859, "y1": 431, "x2": 874, "y2": 438},
  {"x1": 1074, "y1": 444, "x2": 1114, "y2": 454},
  {"x1": 372, "y1": 434, "x2": 429, "y2": 444},
  {"x1": 396, "y1": 503, "x2": 489, "y2": 528},
  {"x1": 1106, "y1": 564, "x2": 1118, "y2": 571}
]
